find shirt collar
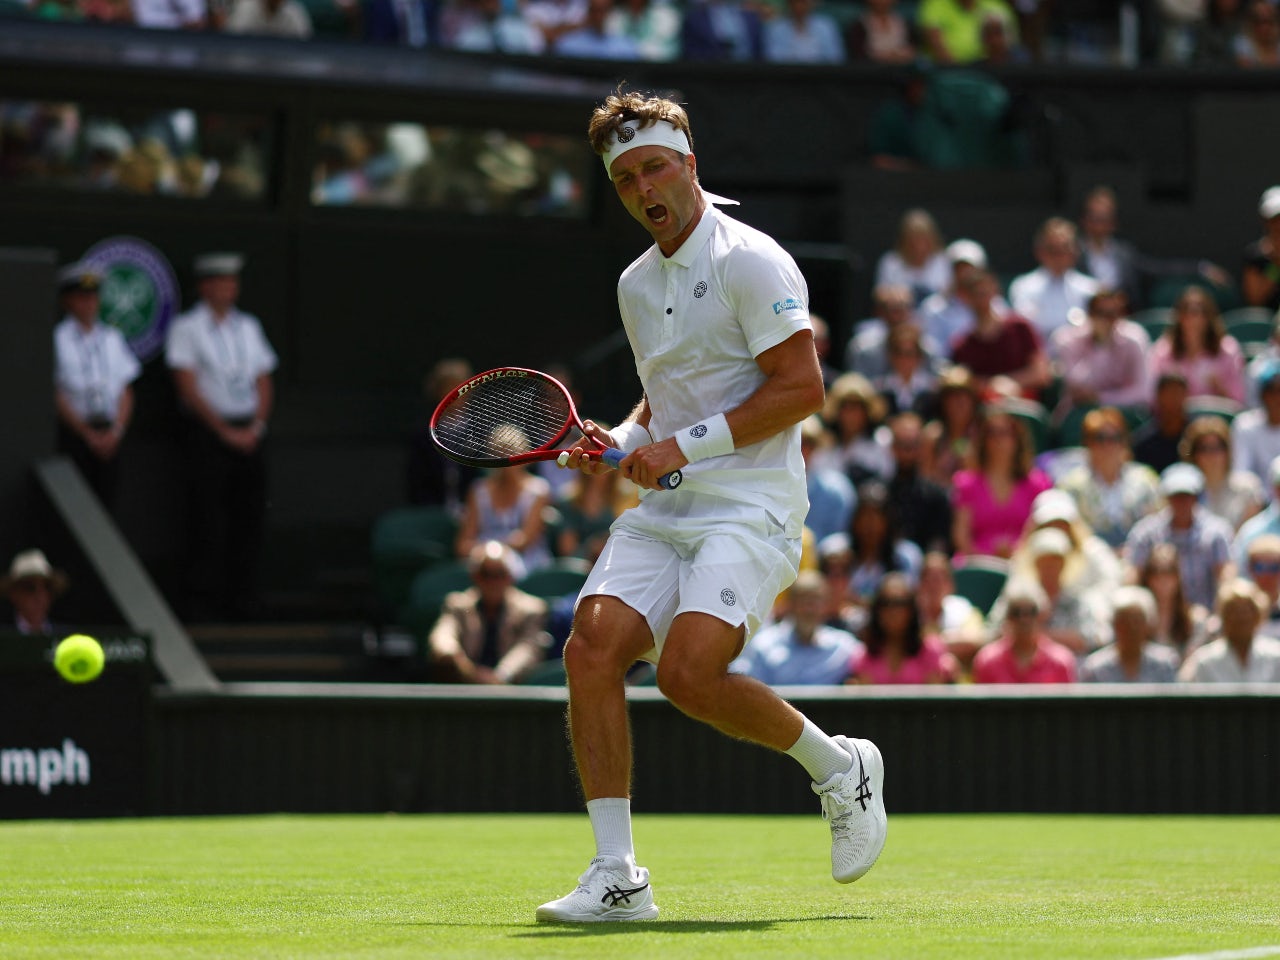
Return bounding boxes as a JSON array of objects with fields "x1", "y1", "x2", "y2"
[{"x1": 662, "y1": 197, "x2": 723, "y2": 269}]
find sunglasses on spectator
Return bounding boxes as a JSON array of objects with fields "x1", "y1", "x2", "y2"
[
  {"x1": 880, "y1": 597, "x2": 914, "y2": 608},
  {"x1": 476, "y1": 567, "x2": 511, "y2": 580},
  {"x1": 1250, "y1": 560, "x2": 1280, "y2": 574},
  {"x1": 1087, "y1": 432, "x2": 1125, "y2": 444},
  {"x1": 1090, "y1": 310, "x2": 1123, "y2": 321},
  {"x1": 1007, "y1": 604, "x2": 1039, "y2": 618},
  {"x1": 1195, "y1": 441, "x2": 1228, "y2": 454}
]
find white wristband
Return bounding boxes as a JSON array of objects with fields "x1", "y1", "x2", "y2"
[
  {"x1": 674, "y1": 413, "x2": 734, "y2": 463},
  {"x1": 609, "y1": 420, "x2": 652, "y2": 454}
]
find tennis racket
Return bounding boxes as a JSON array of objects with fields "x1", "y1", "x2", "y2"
[{"x1": 430, "y1": 367, "x2": 682, "y2": 490}]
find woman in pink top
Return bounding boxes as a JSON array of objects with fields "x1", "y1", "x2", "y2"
[
  {"x1": 951, "y1": 404, "x2": 1053, "y2": 559},
  {"x1": 847, "y1": 573, "x2": 958, "y2": 684},
  {"x1": 1149, "y1": 285, "x2": 1245, "y2": 404}
]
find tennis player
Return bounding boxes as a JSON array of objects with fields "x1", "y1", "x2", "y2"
[{"x1": 537, "y1": 90, "x2": 887, "y2": 923}]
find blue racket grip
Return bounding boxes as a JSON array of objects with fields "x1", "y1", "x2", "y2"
[{"x1": 598, "y1": 446, "x2": 683, "y2": 490}]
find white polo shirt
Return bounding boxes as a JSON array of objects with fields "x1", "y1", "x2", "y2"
[
  {"x1": 166, "y1": 302, "x2": 278, "y2": 420},
  {"x1": 617, "y1": 202, "x2": 811, "y2": 528},
  {"x1": 53, "y1": 317, "x2": 141, "y2": 423}
]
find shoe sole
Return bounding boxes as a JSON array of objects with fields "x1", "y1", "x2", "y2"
[
  {"x1": 834, "y1": 737, "x2": 887, "y2": 884},
  {"x1": 535, "y1": 904, "x2": 660, "y2": 923}
]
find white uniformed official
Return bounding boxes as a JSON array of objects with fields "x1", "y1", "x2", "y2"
[
  {"x1": 53, "y1": 262, "x2": 141, "y2": 509},
  {"x1": 166, "y1": 252, "x2": 277, "y2": 620}
]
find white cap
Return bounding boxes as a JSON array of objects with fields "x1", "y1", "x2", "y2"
[
  {"x1": 946, "y1": 239, "x2": 988, "y2": 269},
  {"x1": 1030, "y1": 489, "x2": 1079, "y2": 526},
  {"x1": 194, "y1": 252, "x2": 244, "y2": 278},
  {"x1": 1160, "y1": 462, "x2": 1205, "y2": 497},
  {"x1": 1261, "y1": 186, "x2": 1280, "y2": 221}
]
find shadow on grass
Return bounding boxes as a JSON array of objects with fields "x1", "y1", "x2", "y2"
[{"x1": 508, "y1": 914, "x2": 871, "y2": 937}]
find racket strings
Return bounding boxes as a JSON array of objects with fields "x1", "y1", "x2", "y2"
[{"x1": 433, "y1": 375, "x2": 572, "y2": 460}]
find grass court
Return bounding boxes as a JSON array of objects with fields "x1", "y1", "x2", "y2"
[{"x1": 4, "y1": 813, "x2": 1279, "y2": 959}]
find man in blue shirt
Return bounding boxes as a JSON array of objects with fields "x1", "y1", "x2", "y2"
[{"x1": 731, "y1": 571, "x2": 863, "y2": 684}]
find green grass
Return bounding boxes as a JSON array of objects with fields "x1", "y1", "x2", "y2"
[{"x1": 2, "y1": 815, "x2": 1279, "y2": 959}]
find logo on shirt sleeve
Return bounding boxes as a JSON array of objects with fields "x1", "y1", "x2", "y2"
[{"x1": 772, "y1": 297, "x2": 804, "y2": 315}]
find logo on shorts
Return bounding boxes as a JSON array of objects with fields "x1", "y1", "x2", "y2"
[
  {"x1": 693, "y1": 281, "x2": 708, "y2": 299},
  {"x1": 720, "y1": 589, "x2": 737, "y2": 606},
  {"x1": 689, "y1": 424, "x2": 708, "y2": 439},
  {"x1": 617, "y1": 125, "x2": 636, "y2": 143}
]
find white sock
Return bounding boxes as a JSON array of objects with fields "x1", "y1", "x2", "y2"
[
  {"x1": 586, "y1": 797, "x2": 634, "y2": 862},
  {"x1": 785, "y1": 717, "x2": 853, "y2": 785}
]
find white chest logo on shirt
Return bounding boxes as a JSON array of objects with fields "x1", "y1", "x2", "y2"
[
  {"x1": 693, "y1": 281, "x2": 708, "y2": 299},
  {"x1": 720, "y1": 589, "x2": 737, "y2": 606}
]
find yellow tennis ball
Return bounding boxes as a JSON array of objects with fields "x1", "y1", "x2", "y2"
[{"x1": 54, "y1": 634, "x2": 105, "y2": 684}]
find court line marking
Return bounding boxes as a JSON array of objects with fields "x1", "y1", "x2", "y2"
[{"x1": 1143, "y1": 947, "x2": 1280, "y2": 960}]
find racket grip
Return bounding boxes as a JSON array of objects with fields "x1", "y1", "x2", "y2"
[{"x1": 598, "y1": 447, "x2": 683, "y2": 490}]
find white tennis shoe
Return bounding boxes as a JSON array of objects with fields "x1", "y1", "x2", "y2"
[
  {"x1": 814, "y1": 736, "x2": 887, "y2": 883},
  {"x1": 535, "y1": 855, "x2": 660, "y2": 923}
]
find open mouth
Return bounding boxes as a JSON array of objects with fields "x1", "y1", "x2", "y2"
[{"x1": 645, "y1": 204, "x2": 668, "y2": 225}]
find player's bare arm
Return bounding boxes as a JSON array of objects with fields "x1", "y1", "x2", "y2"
[{"x1": 623, "y1": 330, "x2": 824, "y2": 489}]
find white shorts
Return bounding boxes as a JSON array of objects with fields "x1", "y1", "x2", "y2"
[{"x1": 576, "y1": 489, "x2": 802, "y2": 661}]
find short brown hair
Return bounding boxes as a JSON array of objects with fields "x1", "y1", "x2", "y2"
[{"x1": 587, "y1": 89, "x2": 694, "y2": 158}]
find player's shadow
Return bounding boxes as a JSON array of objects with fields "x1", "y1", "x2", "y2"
[{"x1": 510, "y1": 914, "x2": 870, "y2": 937}]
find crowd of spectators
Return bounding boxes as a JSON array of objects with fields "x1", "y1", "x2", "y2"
[
  {"x1": 7, "y1": 0, "x2": 1280, "y2": 70},
  {"x1": 415, "y1": 182, "x2": 1280, "y2": 687}
]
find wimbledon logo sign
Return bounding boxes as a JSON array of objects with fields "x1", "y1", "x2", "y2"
[{"x1": 80, "y1": 236, "x2": 180, "y2": 363}]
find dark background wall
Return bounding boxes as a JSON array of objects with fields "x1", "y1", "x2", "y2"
[
  {"x1": 148, "y1": 687, "x2": 1279, "y2": 816},
  {"x1": 2, "y1": 24, "x2": 1279, "y2": 622}
]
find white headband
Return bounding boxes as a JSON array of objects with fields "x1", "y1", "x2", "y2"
[{"x1": 602, "y1": 119, "x2": 691, "y2": 172}]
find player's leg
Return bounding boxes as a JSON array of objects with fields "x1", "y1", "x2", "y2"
[
  {"x1": 562, "y1": 595, "x2": 653, "y2": 801},
  {"x1": 537, "y1": 530, "x2": 679, "y2": 923},
  {"x1": 657, "y1": 614, "x2": 886, "y2": 883},
  {"x1": 659, "y1": 530, "x2": 887, "y2": 884},
  {"x1": 536, "y1": 595, "x2": 660, "y2": 923}
]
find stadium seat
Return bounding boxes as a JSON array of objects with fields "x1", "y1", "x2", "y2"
[
  {"x1": 518, "y1": 558, "x2": 592, "y2": 601},
  {"x1": 1130, "y1": 307, "x2": 1172, "y2": 342},
  {"x1": 951, "y1": 557, "x2": 1009, "y2": 617},
  {"x1": 1230, "y1": 324, "x2": 1275, "y2": 359},
  {"x1": 1000, "y1": 397, "x2": 1050, "y2": 454},
  {"x1": 401, "y1": 560, "x2": 473, "y2": 634},
  {"x1": 370, "y1": 506, "x2": 458, "y2": 614},
  {"x1": 1223, "y1": 306, "x2": 1276, "y2": 330},
  {"x1": 519, "y1": 658, "x2": 567, "y2": 686},
  {"x1": 1222, "y1": 311, "x2": 1275, "y2": 358},
  {"x1": 1184, "y1": 396, "x2": 1243, "y2": 424},
  {"x1": 1146, "y1": 276, "x2": 1240, "y2": 311}
]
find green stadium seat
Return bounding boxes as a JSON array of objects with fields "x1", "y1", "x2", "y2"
[
  {"x1": 519, "y1": 658, "x2": 567, "y2": 686},
  {"x1": 370, "y1": 506, "x2": 458, "y2": 614},
  {"x1": 517, "y1": 558, "x2": 592, "y2": 601},
  {"x1": 951, "y1": 557, "x2": 1009, "y2": 617},
  {"x1": 1226, "y1": 320, "x2": 1275, "y2": 359},
  {"x1": 1223, "y1": 306, "x2": 1276, "y2": 330},
  {"x1": 1130, "y1": 307, "x2": 1172, "y2": 342},
  {"x1": 1184, "y1": 396, "x2": 1243, "y2": 424},
  {"x1": 1146, "y1": 276, "x2": 1240, "y2": 311},
  {"x1": 1000, "y1": 397, "x2": 1050, "y2": 454},
  {"x1": 401, "y1": 560, "x2": 473, "y2": 634}
]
